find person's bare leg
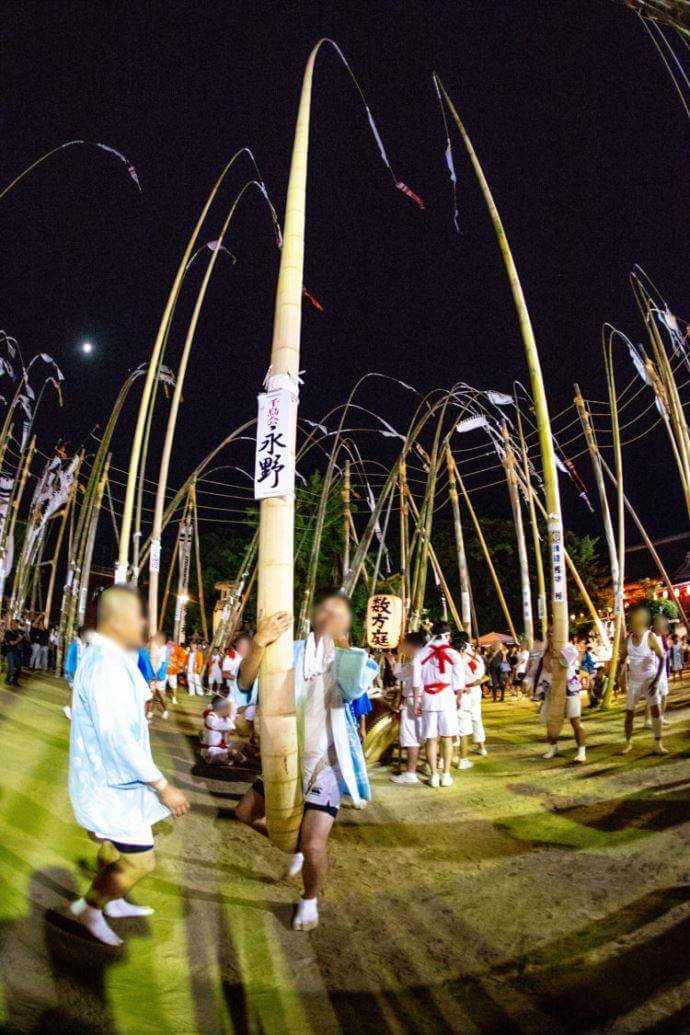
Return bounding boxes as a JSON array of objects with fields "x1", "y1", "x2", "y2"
[
  {"x1": 235, "y1": 787, "x2": 268, "y2": 837},
  {"x1": 622, "y1": 708, "x2": 635, "y2": 752},
  {"x1": 571, "y1": 717, "x2": 587, "y2": 761},
  {"x1": 427, "y1": 737, "x2": 439, "y2": 784},
  {"x1": 440, "y1": 736, "x2": 453, "y2": 774},
  {"x1": 406, "y1": 746, "x2": 419, "y2": 773},
  {"x1": 71, "y1": 842, "x2": 155, "y2": 945},
  {"x1": 650, "y1": 702, "x2": 668, "y2": 754},
  {"x1": 293, "y1": 808, "x2": 334, "y2": 930},
  {"x1": 460, "y1": 734, "x2": 470, "y2": 761}
]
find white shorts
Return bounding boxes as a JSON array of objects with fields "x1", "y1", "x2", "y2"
[
  {"x1": 456, "y1": 694, "x2": 475, "y2": 737},
  {"x1": 400, "y1": 699, "x2": 422, "y2": 748},
  {"x1": 539, "y1": 693, "x2": 582, "y2": 722},
  {"x1": 627, "y1": 680, "x2": 661, "y2": 710},
  {"x1": 166, "y1": 674, "x2": 178, "y2": 690},
  {"x1": 422, "y1": 709, "x2": 459, "y2": 740},
  {"x1": 305, "y1": 763, "x2": 341, "y2": 816},
  {"x1": 154, "y1": 679, "x2": 166, "y2": 694}
]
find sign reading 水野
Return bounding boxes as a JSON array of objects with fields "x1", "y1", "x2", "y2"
[{"x1": 254, "y1": 389, "x2": 296, "y2": 500}]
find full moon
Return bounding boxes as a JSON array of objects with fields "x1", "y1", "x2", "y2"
[{"x1": 81, "y1": 341, "x2": 93, "y2": 354}]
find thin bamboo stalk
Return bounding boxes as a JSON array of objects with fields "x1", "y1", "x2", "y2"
[
  {"x1": 446, "y1": 446, "x2": 472, "y2": 637},
  {"x1": 502, "y1": 425, "x2": 534, "y2": 646},
  {"x1": 514, "y1": 396, "x2": 547, "y2": 643},
  {"x1": 601, "y1": 330, "x2": 626, "y2": 708}
]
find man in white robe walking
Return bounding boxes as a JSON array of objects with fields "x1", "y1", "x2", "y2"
[{"x1": 68, "y1": 586, "x2": 189, "y2": 946}]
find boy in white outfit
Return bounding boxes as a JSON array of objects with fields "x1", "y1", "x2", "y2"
[
  {"x1": 455, "y1": 632, "x2": 487, "y2": 766},
  {"x1": 619, "y1": 604, "x2": 668, "y2": 755},
  {"x1": 412, "y1": 622, "x2": 463, "y2": 787},
  {"x1": 390, "y1": 631, "x2": 427, "y2": 785},
  {"x1": 200, "y1": 695, "x2": 243, "y2": 764}
]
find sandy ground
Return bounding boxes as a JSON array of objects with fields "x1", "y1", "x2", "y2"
[{"x1": 1, "y1": 673, "x2": 690, "y2": 1034}]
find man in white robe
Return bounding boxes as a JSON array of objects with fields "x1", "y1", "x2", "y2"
[
  {"x1": 235, "y1": 592, "x2": 376, "y2": 932},
  {"x1": 68, "y1": 586, "x2": 189, "y2": 946}
]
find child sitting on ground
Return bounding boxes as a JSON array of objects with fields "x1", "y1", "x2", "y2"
[{"x1": 200, "y1": 695, "x2": 245, "y2": 765}]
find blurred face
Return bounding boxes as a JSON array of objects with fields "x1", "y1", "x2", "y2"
[
  {"x1": 216, "y1": 700, "x2": 231, "y2": 718},
  {"x1": 631, "y1": 608, "x2": 651, "y2": 636},
  {"x1": 110, "y1": 597, "x2": 146, "y2": 651},
  {"x1": 653, "y1": 615, "x2": 668, "y2": 635},
  {"x1": 235, "y1": 637, "x2": 250, "y2": 658},
  {"x1": 312, "y1": 596, "x2": 352, "y2": 642}
]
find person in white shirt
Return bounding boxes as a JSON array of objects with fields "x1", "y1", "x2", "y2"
[
  {"x1": 390, "y1": 631, "x2": 427, "y2": 785},
  {"x1": 455, "y1": 632, "x2": 487, "y2": 765},
  {"x1": 208, "y1": 651, "x2": 223, "y2": 694},
  {"x1": 68, "y1": 586, "x2": 189, "y2": 946},
  {"x1": 533, "y1": 628, "x2": 587, "y2": 763},
  {"x1": 618, "y1": 604, "x2": 668, "y2": 755},
  {"x1": 235, "y1": 591, "x2": 376, "y2": 932},
  {"x1": 200, "y1": 695, "x2": 243, "y2": 764},
  {"x1": 221, "y1": 633, "x2": 251, "y2": 712},
  {"x1": 412, "y1": 621, "x2": 464, "y2": 788}
]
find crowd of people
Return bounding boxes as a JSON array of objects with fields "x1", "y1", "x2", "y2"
[{"x1": 2, "y1": 588, "x2": 685, "y2": 946}]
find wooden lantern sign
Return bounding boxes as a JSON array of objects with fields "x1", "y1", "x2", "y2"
[{"x1": 366, "y1": 594, "x2": 403, "y2": 651}]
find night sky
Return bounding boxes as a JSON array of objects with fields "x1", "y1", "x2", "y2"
[{"x1": 2, "y1": 1, "x2": 688, "y2": 573}]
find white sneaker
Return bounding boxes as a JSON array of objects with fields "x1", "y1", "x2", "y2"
[
  {"x1": 63, "y1": 705, "x2": 72, "y2": 720},
  {"x1": 391, "y1": 772, "x2": 419, "y2": 785},
  {"x1": 162, "y1": 710, "x2": 169, "y2": 719},
  {"x1": 70, "y1": 898, "x2": 122, "y2": 946},
  {"x1": 104, "y1": 898, "x2": 154, "y2": 918},
  {"x1": 477, "y1": 746, "x2": 488, "y2": 757},
  {"x1": 430, "y1": 773, "x2": 440, "y2": 788},
  {"x1": 287, "y1": 852, "x2": 304, "y2": 878},
  {"x1": 543, "y1": 744, "x2": 558, "y2": 760},
  {"x1": 575, "y1": 746, "x2": 586, "y2": 763},
  {"x1": 458, "y1": 759, "x2": 474, "y2": 771},
  {"x1": 440, "y1": 772, "x2": 453, "y2": 787},
  {"x1": 292, "y1": 896, "x2": 319, "y2": 931},
  {"x1": 171, "y1": 697, "x2": 178, "y2": 705}
]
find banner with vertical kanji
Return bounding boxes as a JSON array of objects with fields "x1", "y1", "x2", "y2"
[{"x1": 254, "y1": 389, "x2": 295, "y2": 499}]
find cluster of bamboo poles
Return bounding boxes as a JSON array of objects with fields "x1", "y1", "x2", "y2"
[{"x1": 3, "y1": 38, "x2": 688, "y2": 860}]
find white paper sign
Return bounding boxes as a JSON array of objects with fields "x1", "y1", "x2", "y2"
[
  {"x1": 150, "y1": 538, "x2": 161, "y2": 574},
  {"x1": 254, "y1": 389, "x2": 295, "y2": 499},
  {"x1": 548, "y1": 520, "x2": 565, "y2": 603}
]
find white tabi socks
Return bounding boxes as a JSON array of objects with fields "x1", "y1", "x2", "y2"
[
  {"x1": 70, "y1": 898, "x2": 122, "y2": 946},
  {"x1": 104, "y1": 898, "x2": 155, "y2": 918},
  {"x1": 543, "y1": 743, "x2": 558, "y2": 760},
  {"x1": 286, "y1": 852, "x2": 304, "y2": 878},
  {"x1": 292, "y1": 896, "x2": 319, "y2": 931}
]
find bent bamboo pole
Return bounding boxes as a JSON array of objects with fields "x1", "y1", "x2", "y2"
[{"x1": 437, "y1": 79, "x2": 568, "y2": 737}]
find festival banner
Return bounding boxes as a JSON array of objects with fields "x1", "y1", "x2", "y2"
[{"x1": 254, "y1": 388, "x2": 295, "y2": 499}]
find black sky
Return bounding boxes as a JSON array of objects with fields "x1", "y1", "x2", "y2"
[{"x1": 2, "y1": 0, "x2": 688, "y2": 573}]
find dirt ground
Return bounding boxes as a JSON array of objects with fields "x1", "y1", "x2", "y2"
[{"x1": 1, "y1": 673, "x2": 690, "y2": 1034}]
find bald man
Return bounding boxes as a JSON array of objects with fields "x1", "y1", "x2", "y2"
[{"x1": 68, "y1": 586, "x2": 189, "y2": 946}]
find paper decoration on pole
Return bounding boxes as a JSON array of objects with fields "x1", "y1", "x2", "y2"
[
  {"x1": 548, "y1": 520, "x2": 565, "y2": 604},
  {"x1": 456, "y1": 414, "x2": 489, "y2": 434},
  {"x1": 366, "y1": 594, "x2": 403, "y2": 651},
  {"x1": 254, "y1": 389, "x2": 296, "y2": 499}
]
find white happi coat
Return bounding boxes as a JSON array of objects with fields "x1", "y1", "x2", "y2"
[
  {"x1": 412, "y1": 636, "x2": 464, "y2": 713},
  {"x1": 68, "y1": 632, "x2": 169, "y2": 845}
]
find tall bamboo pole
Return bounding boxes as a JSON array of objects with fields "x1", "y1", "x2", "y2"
[
  {"x1": 437, "y1": 78, "x2": 568, "y2": 736},
  {"x1": 256, "y1": 46, "x2": 321, "y2": 852},
  {"x1": 601, "y1": 330, "x2": 626, "y2": 708},
  {"x1": 502, "y1": 425, "x2": 534, "y2": 646},
  {"x1": 191, "y1": 483, "x2": 208, "y2": 642},
  {"x1": 0, "y1": 436, "x2": 35, "y2": 605},
  {"x1": 342, "y1": 459, "x2": 351, "y2": 581},
  {"x1": 514, "y1": 394, "x2": 547, "y2": 642},
  {"x1": 446, "y1": 446, "x2": 472, "y2": 636},
  {"x1": 448, "y1": 450, "x2": 518, "y2": 641},
  {"x1": 574, "y1": 385, "x2": 620, "y2": 609},
  {"x1": 399, "y1": 463, "x2": 410, "y2": 623},
  {"x1": 77, "y1": 458, "x2": 110, "y2": 626}
]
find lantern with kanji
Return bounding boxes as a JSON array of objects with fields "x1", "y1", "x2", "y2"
[{"x1": 366, "y1": 594, "x2": 403, "y2": 651}]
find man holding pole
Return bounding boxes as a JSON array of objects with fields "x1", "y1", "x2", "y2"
[{"x1": 235, "y1": 591, "x2": 376, "y2": 931}]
